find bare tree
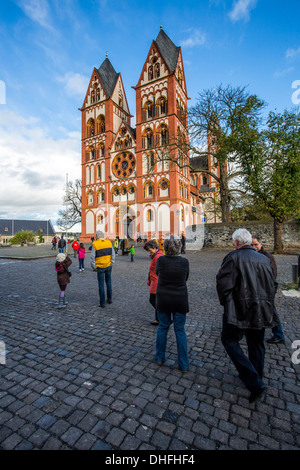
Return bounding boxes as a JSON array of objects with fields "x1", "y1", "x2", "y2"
[{"x1": 57, "y1": 179, "x2": 82, "y2": 231}]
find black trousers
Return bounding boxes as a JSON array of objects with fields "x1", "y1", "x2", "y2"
[
  {"x1": 221, "y1": 316, "x2": 266, "y2": 392},
  {"x1": 149, "y1": 293, "x2": 158, "y2": 321}
]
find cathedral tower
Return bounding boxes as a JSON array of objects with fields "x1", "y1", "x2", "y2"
[{"x1": 80, "y1": 29, "x2": 199, "y2": 242}]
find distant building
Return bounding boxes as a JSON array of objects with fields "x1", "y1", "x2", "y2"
[
  {"x1": 79, "y1": 28, "x2": 220, "y2": 242},
  {"x1": 0, "y1": 219, "x2": 55, "y2": 244}
]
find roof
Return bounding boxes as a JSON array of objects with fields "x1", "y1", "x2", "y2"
[
  {"x1": 97, "y1": 58, "x2": 120, "y2": 97},
  {"x1": 155, "y1": 29, "x2": 180, "y2": 73},
  {"x1": 190, "y1": 155, "x2": 209, "y2": 172},
  {"x1": 0, "y1": 220, "x2": 56, "y2": 237}
]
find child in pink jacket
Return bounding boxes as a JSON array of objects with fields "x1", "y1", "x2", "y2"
[{"x1": 78, "y1": 243, "x2": 86, "y2": 272}]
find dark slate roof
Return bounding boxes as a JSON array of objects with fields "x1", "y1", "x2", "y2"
[
  {"x1": 97, "y1": 58, "x2": 120, "y2": 97},
  {"x1": 155, "y1": 29, "x2": 180, "y2": 73},
  {"x1": 0, "y1": 220, "x2": 55, "y2": 237},
  {"x1": 190, "y1": 155, "x2": 209, "y2": 172}
]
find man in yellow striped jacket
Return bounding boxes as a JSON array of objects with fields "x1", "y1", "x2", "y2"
[{"x1": 90, "y1": 231, "x2": 115, "y2": 308}]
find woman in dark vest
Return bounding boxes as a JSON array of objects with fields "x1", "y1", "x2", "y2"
[{"x1": 155, "y1": 237, "x2": 189, "y2": 372}]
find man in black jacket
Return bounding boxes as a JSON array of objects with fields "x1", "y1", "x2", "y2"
[
  {"x1": 216, "y1": 228, "x2": 278, "y2": 403},
  {"x1": 251, "y1": 235, "x2": 285, "y2": 344}
]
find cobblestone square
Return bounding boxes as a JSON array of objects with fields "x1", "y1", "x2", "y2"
[{"x1": 0, "y1": 246, "x2": 299, "y2": 450}]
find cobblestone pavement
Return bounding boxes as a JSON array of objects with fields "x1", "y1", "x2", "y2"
[{"x1": 0, "y1": 247, "x2": 299, "y2": 451}]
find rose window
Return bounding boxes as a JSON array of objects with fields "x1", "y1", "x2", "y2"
[{"x1": 112, "y1": 152, "x2": 135, "y2": 179}]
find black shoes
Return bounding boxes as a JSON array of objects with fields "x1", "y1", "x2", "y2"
[
  {"x1": 99, "y1": 300, "x2": 112, "y2": 308},
  {"x1": 266, "y1": 336, "x2": 285, "y2": 344},
  {"x1": 249, "y1": 386, "x2": 267, "y2": 403}
]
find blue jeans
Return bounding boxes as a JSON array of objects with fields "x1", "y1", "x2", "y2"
[
  {"x1": 221, "y1": 316, "x2": 266, "y2": 392},
  {"x1": 97, "y1": 265, "x2": 112, "y2": 306},
  {"x1": 271, "y1": 323, "x2": 285, "y2": 340},
  {"x1": 79, "y1": 259, "x2": 84, "y2": 270},
  {"x1": 155, "y1": 311, "x2": 189, "y2": 371}
]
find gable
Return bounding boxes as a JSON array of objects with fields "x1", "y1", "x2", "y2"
[
  {"x1": 81, "y1": 67, "x2": 107, "y2": 109},
  {"x1": 135, "y1": 29, "x2": 181, "y2": 89},
  {"x1": 111, "y1": 122, "x2": 136, "y2": 153},
  {"x1": 111, "y1": 74, "x2": 130, "y2": 114}
]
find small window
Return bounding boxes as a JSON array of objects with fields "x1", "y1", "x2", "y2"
[{"x1": 147, "y1": 209, "x2": 153, "y2": 222}]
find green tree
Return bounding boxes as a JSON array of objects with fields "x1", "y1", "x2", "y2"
[
  {"x1": 240, "y1": 109, "x2": 300, "y2": 252},
  {"x1": 10, "y1": 230, "x2": 35, "y2": 244},
  {"x1": 173, "y1": 84, "x2": 266, "y2": 222}
]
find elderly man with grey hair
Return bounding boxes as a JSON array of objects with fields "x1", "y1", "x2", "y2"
[
  {"x1": 216, "y1": 228, "x2": 278, "y2": 403},
  {"x1": 90, "y1": 230, "x2": 115, "y2": 308}
]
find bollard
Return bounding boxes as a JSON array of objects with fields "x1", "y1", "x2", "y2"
[{"x1": 291, "y1": 263, "x2": 298, "y2": 283}]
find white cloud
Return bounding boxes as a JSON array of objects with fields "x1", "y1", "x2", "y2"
[
  {"x1": 15, "y1": 0, "x2": 54, "y2": 31},
  {"x1": 180, "y1": 29, "x2": 206, "y2": 49},
  {"x1": 273, "y1": 67, "x2": 294, "y2": 78},
  {"x1": 57, "y1": 72, "x2": 90, "y2": 97},
  {"x1": 228, "y1": 0, "x2": 257, "y2": 22},
  {"x1": 286, "y1": 46, "x2": 300, "y2": 59},
  {"x1": 0, "y1": 109, "x2": 81, "y2": 222}
]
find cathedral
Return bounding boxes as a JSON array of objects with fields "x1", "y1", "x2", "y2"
[{"x1": 79, "y1": 28, "x2": 219, "y2": 242}]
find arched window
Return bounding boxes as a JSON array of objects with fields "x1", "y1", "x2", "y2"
[
  {"x1": 145, "y1": 100, "x2": 155, "y2": 119},
  {"x1": 97, "y1": 115, "x2": 105, "y2": 134},
  {"x1": 143, "y1": 128, "x2": 153, "y2": 149},
  {"x1": 144, "y1": 181, "x2": 154, "y2": 198},
  {"x1": 158, "y1": 124, "x2": 169, "y2": 146},
  {"x1": 147, "y1": 209, "x2": 154, "y2": 222},
  {"x1": 155, "y1": 63, "x2": 160, "y2": 78},
  {"x1": 97, "y1": 189, "x2": 105, "y2": 204},
  {"x1": 127, "y1": 184, "x2": 136, "y2": 195},
  {"x1": 90, "y1": 146, "x2": 96, "y2": 159},
  {"x1": 158, "y1": 96, "x2": 167, "y2": 115},
  {"x1": 158, "y1": 178, "x2": 169, "y2": 197},
  {"x1": 96, "y1": 88, "x2": 100, "y2": 101},
  {"x1": 87, "y1": 118, "x2": 95, "y2": 138},
  {"x1": 148, "y1": 152, "x2": 155, "y2": 172},
  {"x1": 87, "y1": 190, "x2": 94, "y2": 206},
  {"x1": 148, "y1": 65, "x2": 153, "y2": 81}
]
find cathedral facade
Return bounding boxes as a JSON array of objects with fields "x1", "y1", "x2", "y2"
[{"x1": 79, "y1": 29, "x2": 217, "y2": 242}]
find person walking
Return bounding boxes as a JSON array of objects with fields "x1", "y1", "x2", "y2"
[
  {"x1": 251, "y1": 235, "x2": 285, "y2": 344},
  {"x1": 51, "y1": 236, "x2": 57, "y2": 250},
  {"x1": 55, "y1": 252, "x2": 72, "y2": 309},
  {"x1": 114, "y1": 237, "x2": 119, "y2": 255},
  {"x1": 129, "y1": 244, "x2": 135, "y2": 262},
  {"x1": 181, "y1": 233, "x2": 186, "y2": 254},
  {"x1": 154, "y1": 237, "x2": 189, "y2": 373},
  {"x1": 58, "y1": 235, "x2": 66, "y2": 253},
  {"x1": 144, "y1": 239, "x2": 164, "y2": 325},
  {"x1": 216, "y1": 228, "x2": 278, "y2": 403},
  {"x1": 72, "y1": 239, "x2": 79, "y2": 258},
  {"x1": 90, "y1": 231, "x2": 115, "y2": 308},
  {"x1": 78, "y1": 242, "x2": 86, "y2": 272}
]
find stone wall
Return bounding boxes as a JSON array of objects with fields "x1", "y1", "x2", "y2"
[{"x1": 202, "y1": 220, "x2": 300, "y2": 250}]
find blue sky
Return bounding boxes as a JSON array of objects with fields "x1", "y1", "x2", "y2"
[{"x1": 0, "y1": 0, "x2": 299, "y2": 227}]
